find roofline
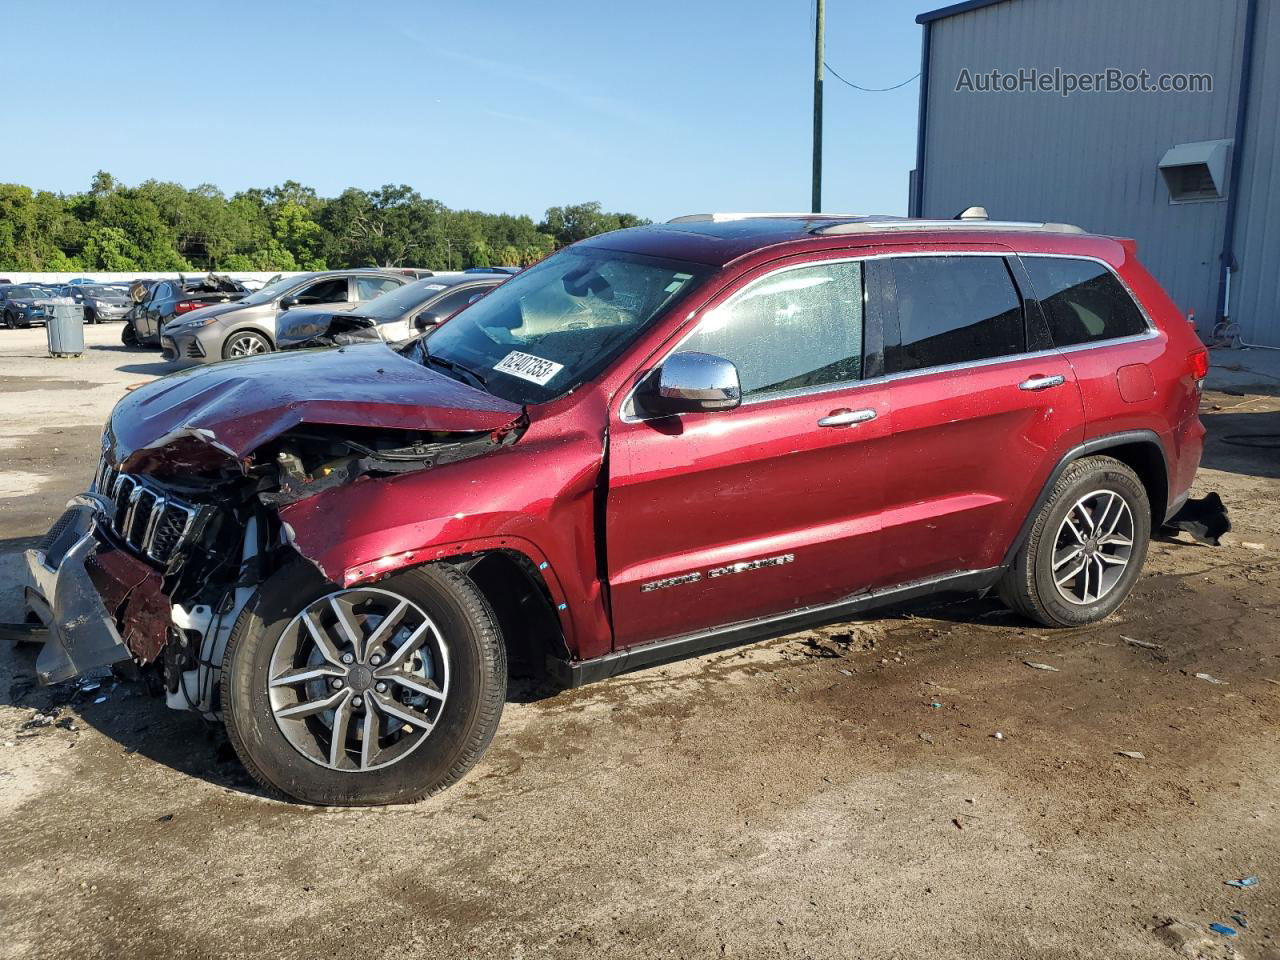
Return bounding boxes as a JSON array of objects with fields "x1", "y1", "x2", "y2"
[
  {"x1": 916, "y1": 0, "x2": 1013, "y2": 24},
  {"x1": 669, "y1": 212, "x2": 867, "y2": 223},
  {"x1": 812, "y1": 219, "x2": 1085, "y2": 237}
]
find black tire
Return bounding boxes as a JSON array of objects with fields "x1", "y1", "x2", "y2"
[
  {"x1": 2, "y1": 311, "x2": 12, "y2": 330},
  {"x1": 85, "y1": 308, "x2": 98, "y2": 325},
  {"x1": 121, "y1": 323, "x2": 138, "y2": 347},
  {"x1": 222, "y1": 329, "x2": 273, "y2": 359},
  {"x1": 221, "y1": 561, "x2": 507, "y2": 806},
  {"x1": 998, "y1": 455, "x2": 1151, "y2": 627}
]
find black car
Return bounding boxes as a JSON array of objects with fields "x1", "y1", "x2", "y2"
[
  {"x1": 1, "y1": 284, "x2": 58, "y2": 329},
  {"x1": 275, "y1": 273, "x2": 509, "y2": 350},
  {"x1": 57, "y1": 283, "x2": 133, "y2": 323},
  {"x1": 123, "y1": 275, "x2": 249, "y2": 346}
]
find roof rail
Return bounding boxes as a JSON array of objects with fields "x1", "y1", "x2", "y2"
[
  {"x1": 668, "y1": 212, "x2": 866, "y2": 224},
  {"x1": 811, "y1": 219, "x2": 1086, "y2": 236}
]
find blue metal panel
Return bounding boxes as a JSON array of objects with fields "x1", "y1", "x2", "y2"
[{"x1": 918, "y1": 0, "x2": 1249, "y2": 337}]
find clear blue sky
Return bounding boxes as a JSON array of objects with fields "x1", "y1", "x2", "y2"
[{"x1": 0, "y1": 0, "x2": 937, "y2": 221}]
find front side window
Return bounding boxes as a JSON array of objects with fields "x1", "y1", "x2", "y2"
[
  {"x1": 354, "y1": 276, "x2": 402, "y2": 301},
  {"x1": 679, "y1": 261, "x2": 864, "y2": 399},
  {"x1": 405, "y1": 247, "x2": 706, "y2": 405},
  {"x1": 885, "y1": 256, "x2": 1024, "y2": 374},
  {"x1": 297, "y1": 277, "x2": 348, "y2": 305},
  {"x1": 1022, "y1": 257, "x2": 1148, "y2": 347}
]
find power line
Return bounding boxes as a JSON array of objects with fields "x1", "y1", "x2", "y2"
[{"x1": 824, "y1": 61, "x2": 920, "y2": 92}]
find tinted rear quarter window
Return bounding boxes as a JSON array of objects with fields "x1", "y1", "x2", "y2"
[
  {"x1": 1022, "y1": 257, "x2": 1148, "y2": 347},
  {"x1": 885, "y1": 256, "x2": 1024, "y2": 374}
]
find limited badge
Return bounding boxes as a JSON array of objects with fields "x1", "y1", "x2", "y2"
[{"x1": 494, "y1": 350, "x2": 564, "y2": 386}]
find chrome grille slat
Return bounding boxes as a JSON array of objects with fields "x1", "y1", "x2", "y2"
[{"x1": 95, "y1": 457, "x2": 201, "y2": 566}]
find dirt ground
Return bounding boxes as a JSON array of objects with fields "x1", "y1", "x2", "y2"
[{"x1": 1, "y1": 324, "x2": 1277, "y2": 960}]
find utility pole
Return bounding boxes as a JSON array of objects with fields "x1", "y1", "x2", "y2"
[{"x1": 812, "y1": 0, "x2": 825, "y2": 213}]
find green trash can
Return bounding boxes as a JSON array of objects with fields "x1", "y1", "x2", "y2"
[{"x1": 46, "y1": 299, "x2": 84, "y2": 357}]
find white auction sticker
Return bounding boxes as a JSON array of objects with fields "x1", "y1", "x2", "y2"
[{"x1": 494, "y1": 350, "x2": 565, "y2": 386}]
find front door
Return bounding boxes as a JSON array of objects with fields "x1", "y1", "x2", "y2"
[
  {"x1": 876, "y1": 252, "x2": 1085, "y2": 584},
  {"x1": 606, "y1": 255, "x2": 892, "y2": 649}
]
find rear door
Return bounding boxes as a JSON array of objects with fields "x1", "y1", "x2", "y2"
[
  {"x1": 877, "y1": 251, "x2": 1085, "y2": 584},
  {"x1": 605, "y1": 254, "x2": 893, "y2": 649},
  {"x1": 140, "y1": 282, "x2": 169, "y2": 339}
]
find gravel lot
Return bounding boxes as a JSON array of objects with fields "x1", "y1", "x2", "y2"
[{"x1": 1, "y1": 324, "x2": 1278, "y2": 960}]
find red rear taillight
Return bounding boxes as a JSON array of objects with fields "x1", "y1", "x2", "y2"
[
  {"x1": 1189, "y1": 347, "x2": 1209, "y2": 383},
  {"x1": 174, "y1": 300, "x2": 203, "y2": 315}
]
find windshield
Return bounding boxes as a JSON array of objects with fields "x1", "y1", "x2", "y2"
[
  {"x1": 9, "y1": 286, "x2": 38, "y2": 298},
  {"x1": 356, "y1": 278, "x2": 457, "y2": 321},
  {"x1": 82, "y1": 285, "x2": 121, "y2": 298},
  {"x1": 239, "y1": 273, "x2": 312, "y2": 306},
  {"x1": 403, "y1": 247, "x2": 706, "y2": 405}
]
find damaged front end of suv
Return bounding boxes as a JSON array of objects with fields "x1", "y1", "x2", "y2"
[{"x1": 24, "y1": 343, "x2": 527, "y2": 721}]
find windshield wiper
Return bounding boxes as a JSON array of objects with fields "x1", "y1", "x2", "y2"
[{"x1": 423, "y1": 349, "x2": 488, "y2": 390}]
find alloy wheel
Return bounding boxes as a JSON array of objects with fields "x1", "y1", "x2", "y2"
[
  {"x1": 227, "y1": 333, "x2": 270, "y2": 357},
  {"x1": 267, "y1": 588, "x2": 450, "y2": 772},
  {"x1": 1051, "y1": 489, "x2": 1135, "y2": 605}
]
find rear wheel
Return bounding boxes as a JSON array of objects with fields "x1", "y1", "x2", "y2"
[
  {"x1": 2, "y1": 311, "x2": 13, "y2": 330},
  {"x1": 120, "y1": 323, "x2": 138, "y2": 347},
  {"x1": 223, "y1": 330, "x2": 272, "y2": 359},
  {"x1": 999, "y1": 456, "x2": 1151, "y2": 627},
  {"x1": 221, "y1": 561, "x2": 507, "y2": 806}
]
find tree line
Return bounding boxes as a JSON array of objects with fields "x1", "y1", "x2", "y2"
[{"x1": 0, "y1": 172, "x2": 650, "y2": 273}]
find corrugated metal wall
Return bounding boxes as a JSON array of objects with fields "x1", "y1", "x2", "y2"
[
  {"x1": 919, "y1": 0, "x2": 1250, "y2": 339},
  {"x1": 1226, "y1": 0, "x2": 1280, "y2": 346}
]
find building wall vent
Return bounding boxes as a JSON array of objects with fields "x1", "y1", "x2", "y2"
[{"x1": 1159, "y1": 139, "x2": 1232, "y2": 203}]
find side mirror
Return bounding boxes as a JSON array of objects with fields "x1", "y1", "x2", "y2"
[
  {"x1": 279, "y1": 295, "x2": 299, "y2": 311},
  {"x1": 643, "y1": 352, "x2": 741, "y2": 416},
  {"x1": 414, "y1": 311, "x2": 445, "y2": 331}
]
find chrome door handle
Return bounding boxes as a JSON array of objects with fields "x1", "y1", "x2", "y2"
[
  {"x1": 817, "y1": 408, "x2": 877, "y2": 427},
  {"x1": 1018, "y1": 374, "x2": 1066, "y2": 391}
]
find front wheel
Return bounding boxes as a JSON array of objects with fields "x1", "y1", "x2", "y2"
[
  {"x1": 121, "y1": 323, "x2": 138, "y2": 346},
  {"x1": 223, "y1": 330, "x2": 273, "y2": 359},
  {"x1": 221, "y1": 562, "x2": 507, "y2": 805},
  {"x1": 999, "y1": 455, "x2": 1151, "y2": 627}
]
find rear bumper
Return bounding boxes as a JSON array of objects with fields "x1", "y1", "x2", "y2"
[{"x1": 24, "y1": 496, "x2": 169, "y2": 684}]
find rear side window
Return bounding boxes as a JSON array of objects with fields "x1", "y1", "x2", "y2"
[
  {"x1": 885, "y1": 256, "x2": 1024, "y2": 374},
  {"x1": 1022, "y1": 257, "x2": 1148, "y2": 347},
  {"x1": 679, "y1": 260, "x2": 864, "y2": 399},
  {"x1": 354, "y1": 276, "x2": 402, "y2": 300}
]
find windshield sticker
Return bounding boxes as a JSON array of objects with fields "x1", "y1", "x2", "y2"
[
  {"x1": 422, "y1": 283, "x2": 448, "y2": 291},
  {"x1": 494, "y1": 350, "x2": 564, "y2": 386}
]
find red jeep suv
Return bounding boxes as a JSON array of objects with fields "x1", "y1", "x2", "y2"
[{"x1": 24, "y1": 213, "x2": 1209, "y2": 805}]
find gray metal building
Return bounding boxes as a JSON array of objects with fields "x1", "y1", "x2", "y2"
[{"x1": 911, "y1": 0, "x2": 1278, "y2": 347}]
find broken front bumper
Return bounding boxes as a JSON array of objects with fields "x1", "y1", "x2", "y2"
[{"x1": 24, "y1": 495, "x2": 169, "y2": 685}]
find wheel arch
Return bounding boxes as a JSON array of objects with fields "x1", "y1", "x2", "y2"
[
  {"x1": 1003, "y1": 430, "x2": 1170, "y2": 567},
  {"x1": 223, "y1": 325, "x2": 276, "y2": 357}
]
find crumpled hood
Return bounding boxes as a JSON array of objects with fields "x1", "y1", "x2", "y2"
[{"x1": 106, "y1": 342, "x2": 522, "y2": 469}]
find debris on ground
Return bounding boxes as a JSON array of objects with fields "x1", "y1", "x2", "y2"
[
  {"x1": 21, "y1": 709, "x2": 59, "y2": 730},
  {"x1": 1225, "y1": 875, "x2": 1259, "y2": 889},
  {"x1": 54, "y1": 717, "x2": 78, "y2": 732},
  {"x1": 992, "y1": 732, "x2": 1004, "y2": 740},
  {"x1": 1208, "y1": 923, "x2": 1238, "y2": 937},
  {"x1": 1117, "y1": 751, "x2": 1147, "y2": 760},
  {"x1": 93, "y1": 695, "x2": 108, "y2": 704},
  {"x1": 1122, "y1": 636, "x2": 1163, "y2": 650},
  {"x1": 1164, "y1": 492, "x2": 1231, "y2": 546},
  {"x1": 1194, "y1": 673, "x2": 1228, "y2": 685},
  {"x1": 1241, "y1": 541, "x2": 1265, "y2": 550},
  {"x1": 1151, "y1": 917, "x2": 1244, "y2": 960},
  {"x1": 1024, "y1": 661, "x2": 1060, "y2": 672},
  {"x1": 1230, "y1": 914, "x2": 1248, "y2": 929}
]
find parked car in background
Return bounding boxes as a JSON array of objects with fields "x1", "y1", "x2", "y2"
[
  {"x1": 275, "y1": 272, "x2": 509, "y2": 350},
  {"x1": 57, "y1": 283, "x2": 133, "y2": 323},
  {"x1": 465, "y1": 266, "x2": 521, "y2": 275},
  {"x1": 160, "y1": 269, "x2": 410, "y2": 362},
  {"x1": 64, "y1": 277, "x2": 96, "y2": 286},
  {"x1": 1, "y1": 284, "x2": 58, "y2": 328},
  {"x1": 124, "y1": 275, "x2": 249, "y2": 347}
]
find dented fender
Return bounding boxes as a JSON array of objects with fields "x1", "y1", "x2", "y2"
[{"x1": 278, "y1": 418, "x2": 614, "y2": 661}]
